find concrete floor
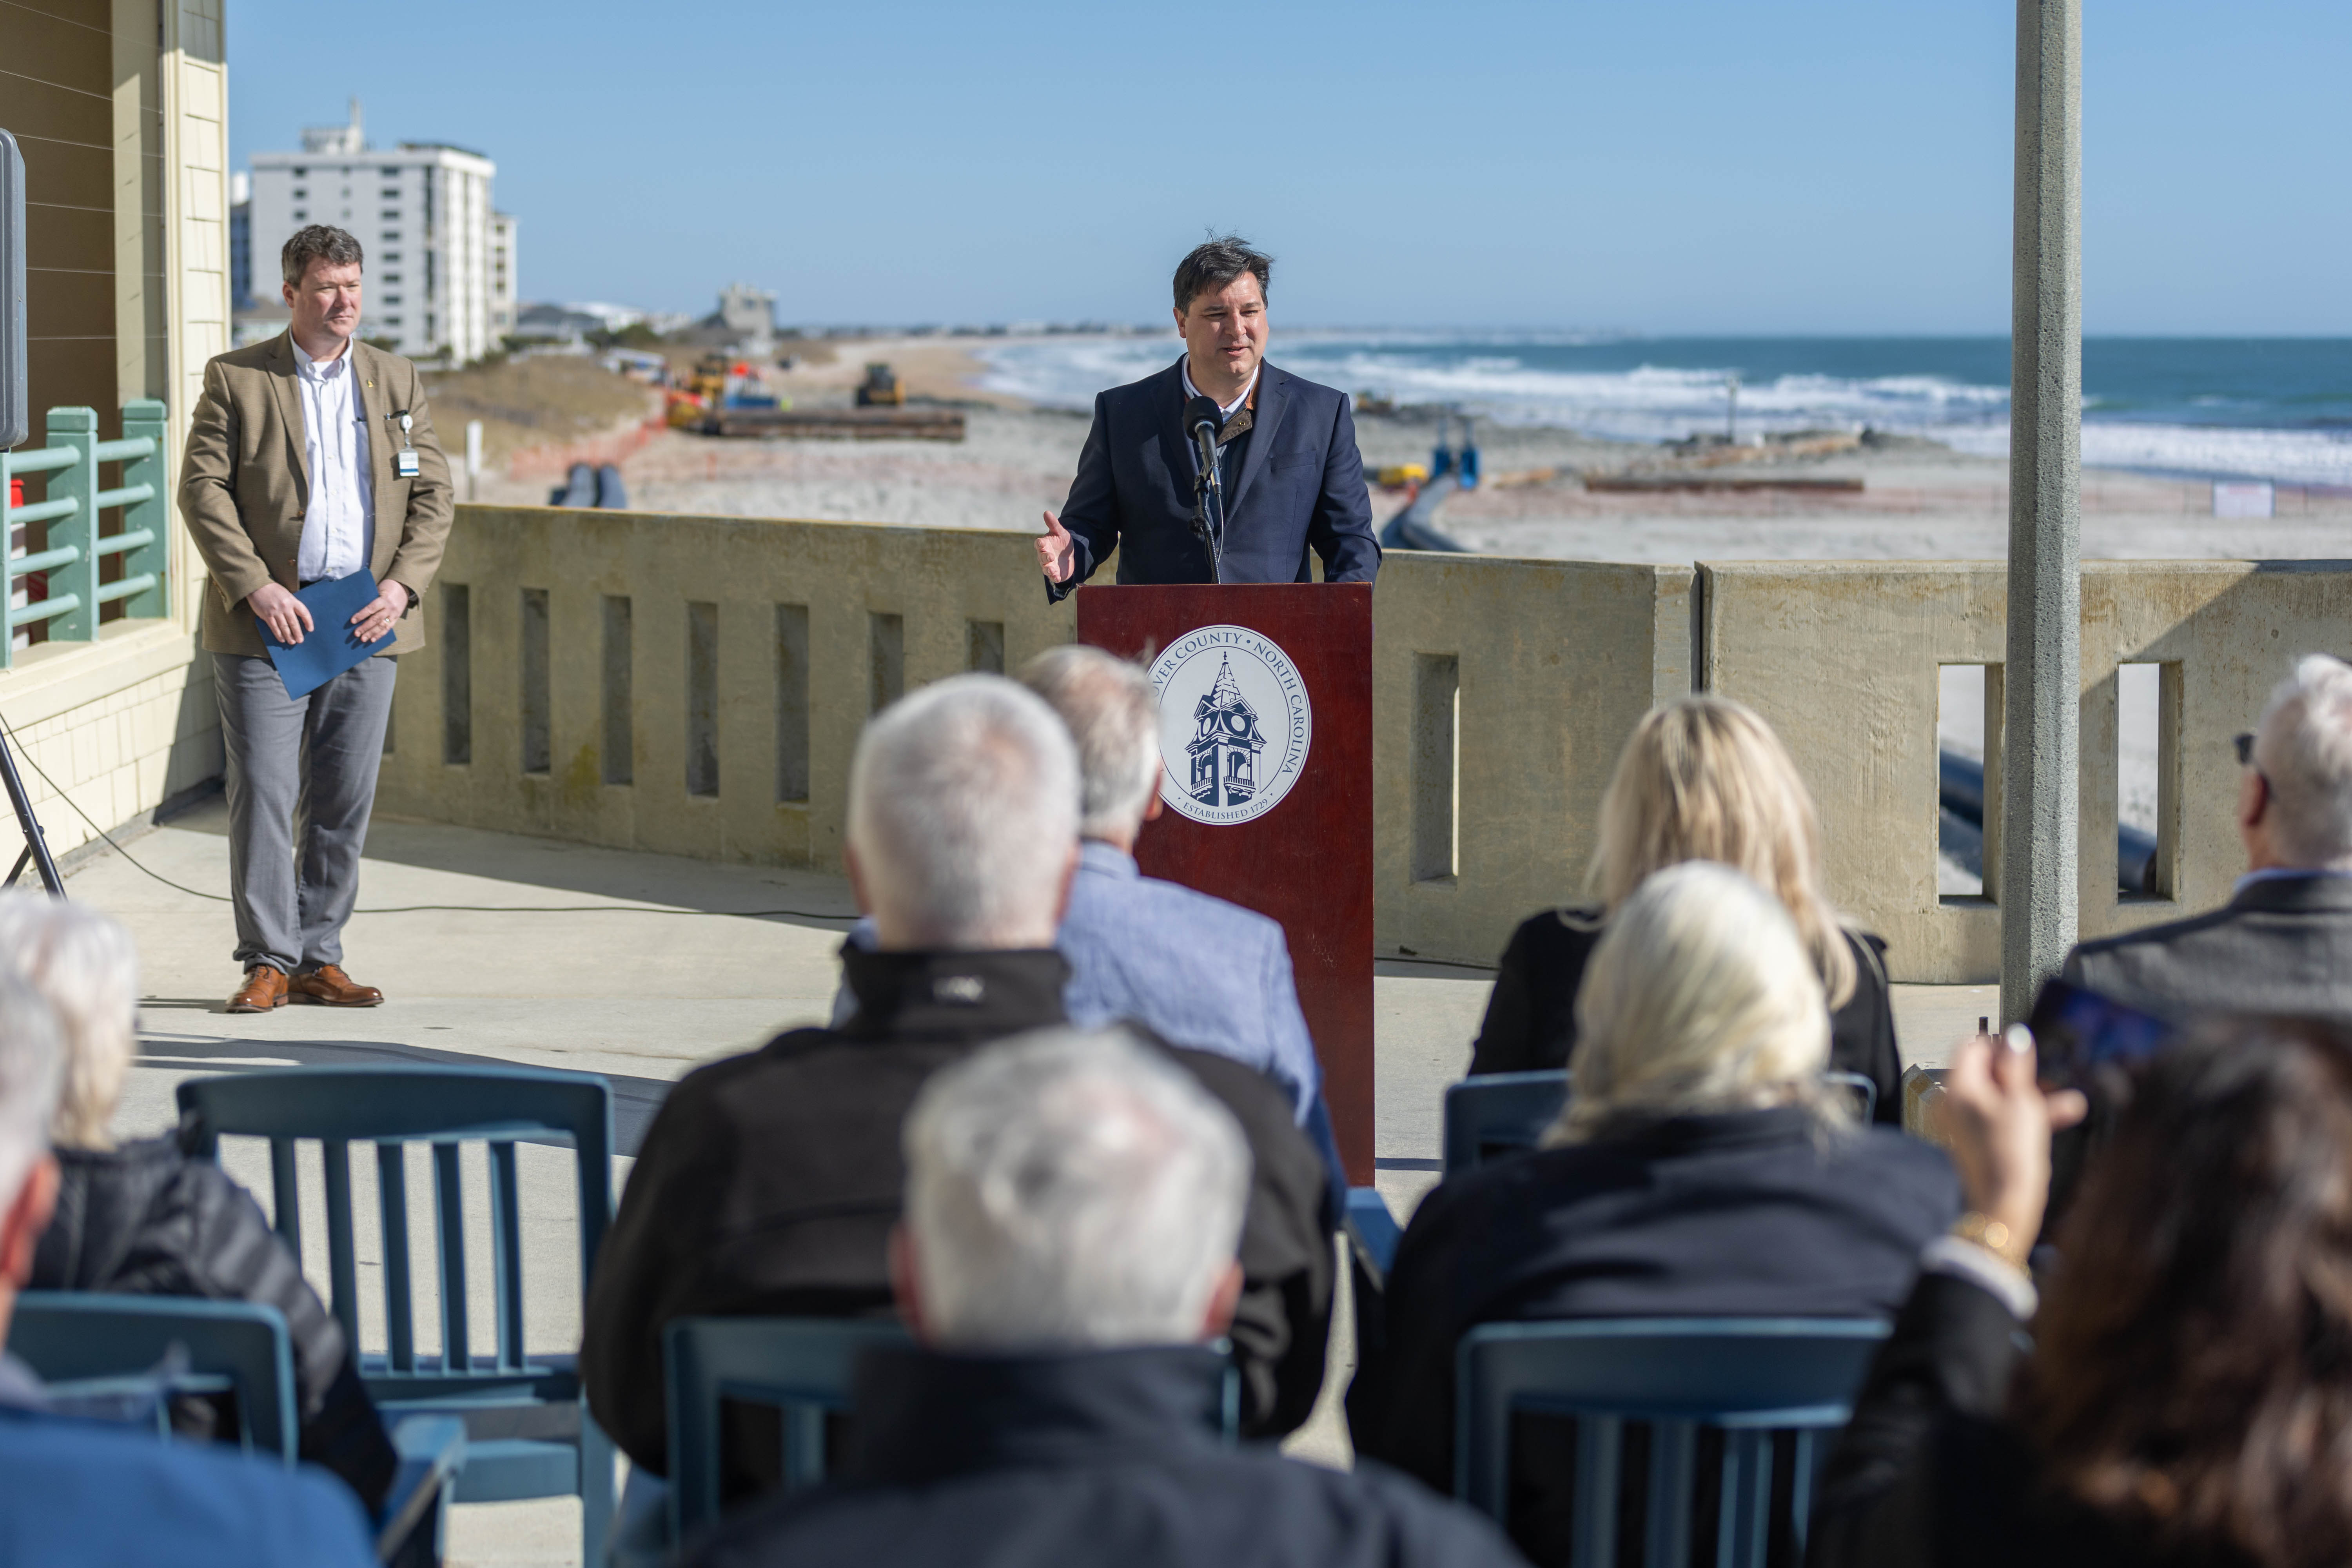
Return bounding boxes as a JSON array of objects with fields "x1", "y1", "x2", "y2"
[{"x1": 60, "y1": 798, "x2": 1994, "y2": 1566}]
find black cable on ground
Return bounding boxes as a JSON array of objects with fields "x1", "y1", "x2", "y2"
[{"x1": 0, "y1": 707, "x2": 854, "y2": 922}]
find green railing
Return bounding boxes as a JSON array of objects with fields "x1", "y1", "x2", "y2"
[{"x1": 1, "y1": 401, "x2": 171, "y2": 668}]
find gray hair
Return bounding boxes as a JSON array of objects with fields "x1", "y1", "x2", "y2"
[
  {"x1": 1020, "y1": 645, "x2": 1162, "y2": 841},
  {"x1": 282, "y1": 224, "x2": 364, "y2": 287},
  {"x1": 903, "y1": 1026, "x2": 1252, "y2": 1350},
  {"x1": 0, "y1": 895, "x2": 139, "y2": 1149},
  {"x1": 1550, "y1": 861, "x2": 1838, "y2": 1144},
  {"x1": 847, "y1": 675, "x2": 1080, "y2": 946},
  {"x1": 2254, "y1": 654, "x2": 2352, "y2": 870},
  {"x1": 1173, "y1": 234, "x2": 1271, "y2": 314},
  {"x1": 0, "y1": 973, "x2": 62, "y2": 1212}
]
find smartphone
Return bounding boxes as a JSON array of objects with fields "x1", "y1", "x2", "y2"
[{"x1": 2026, "y1": 977, "x2": 2176, "y2": 1085}]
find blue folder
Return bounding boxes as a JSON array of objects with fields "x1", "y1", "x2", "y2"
[{"x1": 255, "y1": 572, "x2": 397, "y2": 700}]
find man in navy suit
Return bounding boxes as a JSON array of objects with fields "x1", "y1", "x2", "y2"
[{"x1": 1035, "y1": 236, "x2": 1379, "y2": 599}]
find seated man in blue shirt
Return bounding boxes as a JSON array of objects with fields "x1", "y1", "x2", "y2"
[
  {"x1": 0, "y1": 976, "x2": 376, "y2": 1567},
  {"x1": 833, "y1": 644, "x2": 1332, "y2": 1138}
]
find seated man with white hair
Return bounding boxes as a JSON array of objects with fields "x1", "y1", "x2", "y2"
[
  {"x1": 0, "y1": 893, "x2": 395, "y2": 1507},
  {"x1": 1351, "y1": 862, "x2": 1957, "y2": 1563},
  {"x1": 835, "y1": 644, "x2": 1327, "y2": 1129},
  {"x1": 683, "y1": 1027, "x2": 1525, "y2": 1568},
  {"x1": 2063, "y1": 652, "x2": 2352, "y2": 1020},
  {"x1": 583, "y1": 675, "x2": 1332, "y2": 1497},
  {"x1": 0, "y1": 973, "x2": 379, "y2": 1564}
]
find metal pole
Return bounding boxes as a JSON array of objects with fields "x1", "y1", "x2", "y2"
[{"x1": 2000, "y1": 0, "x2": 2083, "y2": 1024}]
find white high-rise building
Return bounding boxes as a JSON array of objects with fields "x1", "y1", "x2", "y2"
[
  {"x1": 489, "y1": 212, "x2": 519, "y2": 339},
  {"x1": 247, "y1": 100, "x2": 503, "y2": 363}
]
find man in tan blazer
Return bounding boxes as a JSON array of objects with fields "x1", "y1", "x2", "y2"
[{"x1": 178, "y1": 225, "x2": 453, "y2": 1014}]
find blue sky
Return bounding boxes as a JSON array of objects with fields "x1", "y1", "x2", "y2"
[{"x1": 226, "y1": 1, "x2": 2352, "y2": 335}]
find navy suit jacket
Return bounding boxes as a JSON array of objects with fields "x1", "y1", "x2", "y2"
[{"x1": 1048, "y1": 358, "x2": 1379, "y2": 601}]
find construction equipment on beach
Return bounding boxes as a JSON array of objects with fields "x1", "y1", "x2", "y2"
[
  {"x1": 699, "y1": 405, "x2": 964, "y2": 442},
  {"x1": 855, "y1": 363, "x2": 904, "y2": 407}
]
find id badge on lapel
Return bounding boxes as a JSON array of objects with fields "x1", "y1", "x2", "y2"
[{"x1": 390, "y1": 410, "x2": 420, "y2": 478}]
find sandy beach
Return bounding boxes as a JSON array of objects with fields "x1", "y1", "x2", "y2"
[{"x1": 472, "y1": 335, "x2": 2352, "y2": 564}]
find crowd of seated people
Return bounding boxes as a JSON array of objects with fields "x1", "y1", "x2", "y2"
[
  {"x1": 580, "y1": 672, "x2": 1334, "y2": 1517},
  {"x1": 1470, "y1": 694, "x2": 1906, "y2": 1124},
  {"x1": 0, "y1": 969, "x2": 379, "y2": 1563},
  {"x1": 1351, "y1": 860, "x2": 1956, "y2": 1560},
  {"x1": 0, "y1": 895, "x2": 397, "y2": 1506},
  {"x1": 12, "y1": 645, "x2": 2352, "y2": 1568}
]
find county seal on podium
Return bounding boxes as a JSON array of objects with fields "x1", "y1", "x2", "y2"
[{"x1": 1149, "y1": 626, "x2": 1313, "y2": 825}]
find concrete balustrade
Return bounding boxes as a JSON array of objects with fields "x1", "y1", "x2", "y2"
[{"x1": 377, "y1": 504, "x2": 2352, "y2": 985}]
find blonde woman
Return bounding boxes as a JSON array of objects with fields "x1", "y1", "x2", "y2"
[
  {"x1": 1351, "y1": 864, "x2": 1956, "y2": 1559},
  {"x1": 1469, "y1": 693, "x2": 1904, "y2": 1123}
]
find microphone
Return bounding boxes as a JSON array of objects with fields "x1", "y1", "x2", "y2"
[{"x1": 1183, "y1": 395, "x2": 1226, "y2": 582}]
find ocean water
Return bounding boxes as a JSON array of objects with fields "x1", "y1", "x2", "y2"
[{"x1": 975, "y1": 334, "x2": 2352, "y2": 488}]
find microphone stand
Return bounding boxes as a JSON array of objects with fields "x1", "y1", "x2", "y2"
[
  {"x1": 1190, "y1": 422, "x2": 1226, "y2": 584},
  {"x1": 0, "y1": 715, "x2": 64, "y2": 895}
]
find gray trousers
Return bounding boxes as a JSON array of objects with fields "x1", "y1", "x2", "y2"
[{"x1": 214, "y1": 652, "x2": 396, "y2": 974}]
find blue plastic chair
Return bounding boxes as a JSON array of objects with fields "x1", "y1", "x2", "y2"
[
  {"x1": 9, "y1": 1291, "x2": 466, "y2": 1565},
  {"x1": 662, "y1": 1316, "x2": 1249, "y2": 1544},
  {"x1": 663, "y1": 1317, "x2": 915, "y2": 1541},
  {"x1": 1444, "y1": 1071, "x2": 1878, "y2": 1177},
  {"x1": 176, "y1": 1065, "x2": 616, "y2": 1566},
  {"x1": 1442, "y1": 1071, "x2": 1569, "y2": 1176},
  {"x1": 1455, "y1": 1318, "x2": 1891, "y2": 1568},
  {"x1": 9, "y1": 1292, "x2": 298, "y2": 1457},
  {"x1": 1343, "y1": 1186, "x2": 1404, "y2": 1286}
]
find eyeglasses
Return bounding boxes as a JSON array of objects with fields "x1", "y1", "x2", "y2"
[{"x1": 2234, "y1": 732, "x2": 2257, "y2": 768}]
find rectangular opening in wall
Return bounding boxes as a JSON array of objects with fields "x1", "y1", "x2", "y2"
[
  {"x1": 869, "y1": 612, "x2": 904, "y2": 715},
  {"x1": 966, "y1": 620, "x2": 1004, "y2": 675},
  {"x1": 1938, "y1": 662, "x2": 2000, "y2": 903},
  {"x1": 776, "y1": 604, "x2": 810, "y2": 803},
  {"x1": 2117, "y1": 661, "x2": 2175, "y2": 899},
  {"x1": 519, "y1": 588, "x2": 550, "y2": 775},
  {"x1": 601, "y1": 595, "x2": 632, "y2": 786},
  {"x1": 1411, "y1": 653, "x2": 1459, "y2": 883},
  {"x1": 686, "y1": 601, "x2": 719, "y2": 798},
  {"x1": 441, "y1": 584, "x2": 471, "y2": 766}
]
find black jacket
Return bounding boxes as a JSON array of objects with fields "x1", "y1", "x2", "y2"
[
  {"x1": 581, "y1": 946, "x2": 1334, "y2": 1477},
  {"x1": 2064, "y1": 872, "x2": 2352, "y2": 1026},
  {"x1": 1348, "y1": 1107, "x2": 1957, "y2": 1561},
  {"x1": 1470, "y1": 905, "x2": 1906, "y2": 1126},
  {"x1": 686, "y1": 1342, "x2": 1528, "y2": 1568},
  {"x1": 1048, "y1": 359, "x2": 1379, "y2": 601},
  {"x1": 1810, "y1": 1271, "x2": 2197, "y2": 1568},
  {"x1": 30, "y1": 1136, "x2": 396, "y2": 1508}
]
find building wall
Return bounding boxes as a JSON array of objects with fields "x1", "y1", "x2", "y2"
[
  {"x1": 377, "y1": 506, "x2": 2351, "y2": 991},
  {"x1": 488, "y1": 211, "x2": 516, "y2": 338},
  {"x1": 0, "y1": 0, "x2": 229, "y2": 859}
]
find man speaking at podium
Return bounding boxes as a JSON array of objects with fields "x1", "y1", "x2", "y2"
[{"x1": 1035, "y1": 236, "x2": 1379, "y2": 598}]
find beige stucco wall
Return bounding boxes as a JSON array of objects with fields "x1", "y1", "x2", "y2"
[{"x1": 372, "y1": 505, "x2": 2352, "y2": 987}]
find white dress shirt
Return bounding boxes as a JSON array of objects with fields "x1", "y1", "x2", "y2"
[
  {"x1": 291, "y1": 337, "x2": 375, "y2": 583},
  {"x1": 1181, "y1": 358, "x2": 1259, "y2": 420}
]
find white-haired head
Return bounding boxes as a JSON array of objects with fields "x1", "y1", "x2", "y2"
[
  {"x1": 2252, "y1": 655, "x2": 2352, "y2": 871},
  {"x1": 1551, "y1": 861, "x2": 1837, "y2": 1143},
  {"x1": 1020, "y1": 644, "x2": 1162, "y2": 843},
  {"x1": 0, "y1": 972, "x2": 62, "y2": 1213},
  {"x1": 900, "y1": 1026, "x2": 1252, "y2": 1350},
  {"x1": 0, "y1": 895, "x2": 139, "y2": 1149},
  {"x1": 846, "y1": 675, "x2": 1081, "y2": 948}
]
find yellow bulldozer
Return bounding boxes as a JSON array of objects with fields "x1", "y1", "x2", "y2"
[{"x1": 855, "y1": 362, "x2": 904, "y2": 407}]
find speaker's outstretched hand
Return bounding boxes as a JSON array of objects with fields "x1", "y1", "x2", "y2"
[{"x1": 1036, "y1": 511, "x2": 1075, "y2": 584}]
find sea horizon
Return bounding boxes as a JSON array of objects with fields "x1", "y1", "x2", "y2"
[{"x1": 971, "y1": 331, "x2": 2352, "y2": 489}]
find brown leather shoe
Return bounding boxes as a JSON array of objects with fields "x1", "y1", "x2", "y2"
[
  {"x1": 288, "y1": 964, "x2": 385, "y2": 1007},
  {"x1": 227, "y1": 966, "x2": 288, "y2": 1013}
]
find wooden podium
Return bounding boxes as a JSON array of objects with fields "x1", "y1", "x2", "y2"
[{"x1": 1075, "y1": 583, "x2": 1374, "y2": 1183}]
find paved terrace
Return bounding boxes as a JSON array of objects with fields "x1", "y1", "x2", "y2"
[{"x1": 65, "y1": 797, "x2": 1994, "y2": 1568}]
